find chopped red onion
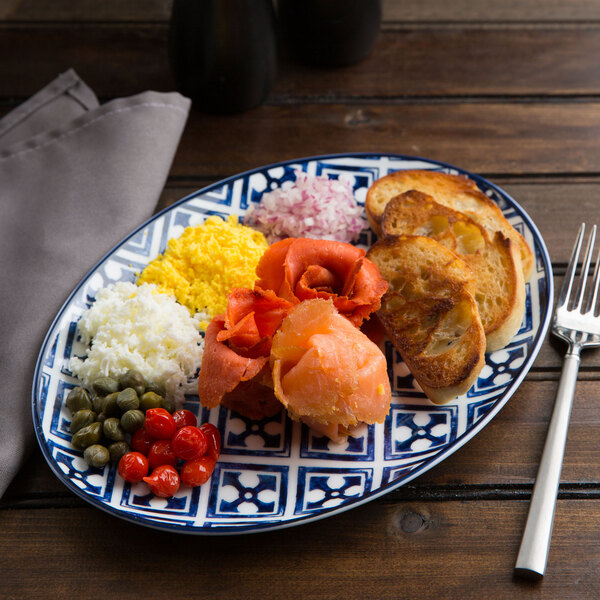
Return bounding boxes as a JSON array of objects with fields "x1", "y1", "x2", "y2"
[{"x1": 244, "y1": 171, "x2": 368, "y2": 243}]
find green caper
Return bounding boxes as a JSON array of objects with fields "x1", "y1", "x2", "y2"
[
  {"x1": 66, "y1": 387, "x2": 92, "y2": 413},
  {"x1": 71, "y1": 421, "x2": 102, "y2": 450},
  {"x1": 70, "y1": 409, "x2": 97, "y2": 433},
  {"x1": 101, "y1": 392, "x2": 120, "y2": 417},
  {"x1": 92, "y1": 376, "x2": 119, "y2": 396},
  {"x1": 108, "y1": 441, "x2": 130, "y2": 463},
  {"x1": 120, "y1": 409, "x2": 145, "y2": 433},
  {"x1": 160, "y1": 395, "x2": 176, "y2": 414},
  {"x1": 139, "y1": 391, "x2": 163, "y2": 412},
  {"x1": 83, "y1": 444, "x2": 110, "y2": 468},
  {"x1": 91, "y1": 391, "x2": 104, "y2": 414},
  {"x1": 119, "y1": 370, "x2": 146, "y2": 396},
  {"x1": 145, "y1": 381, "x2": 166, "y2": 398},
  {"x1": 103, "y1": 417, "x2": 126, "y2": 441},
  {"x1": 95, "y1": 413, "x2": 106, "y2": 424},
  {"x1": 116, "y1": 387, "x2": 139, "y2": 412}
]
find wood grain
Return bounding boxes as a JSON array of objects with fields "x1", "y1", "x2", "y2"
[
  {"x1": 169, "y1": 103, "x2": 600, "y2": 178},
  {"x1": 3, "y1": 0, "x2": 600, "y2": 24},
  {"x1": 2, "y1": 500, "x2": 600, "y2": 599},
  {"x1": 4, "y1": 27, "x2": 600, "y2": 99}
]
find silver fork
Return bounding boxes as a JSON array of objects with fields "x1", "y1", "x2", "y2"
[{"x1": 515, "y1": 223, "x2": 600, "y2": 579}]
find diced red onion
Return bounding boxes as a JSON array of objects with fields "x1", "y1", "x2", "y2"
[{"x1": 244, "y1": 171, "x2": 368, "y2": 243}]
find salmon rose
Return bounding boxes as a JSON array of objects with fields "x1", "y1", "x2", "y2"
[{"x1": 255, "y1": 238, "x2": 388, "y2": 327}]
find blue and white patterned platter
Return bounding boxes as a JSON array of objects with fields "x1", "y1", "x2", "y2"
[{"x1": 33, "y1": 153, "x2": 553, "y2": 534}]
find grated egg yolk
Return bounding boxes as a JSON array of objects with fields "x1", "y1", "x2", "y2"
[{"x1": 137, "y1": 215, "x2": 268, "y2": 328}]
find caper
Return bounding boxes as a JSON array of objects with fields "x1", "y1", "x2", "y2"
[
  {"x1": 66, "y1": 387, "x2": 92, "y2": 413},
  {"x1": 116, "y1": 387, "x2": 139, "y2": 412},
  {"x1": 120, "y1": 409, "x2": 145, "y2": 433},
  {"x1": 119, "y1": 370, "x2": 146, "y2": 396},
  {"x1": 91, "y1": 391, "x2": 104, "y2": 414},
  {"x1": 139, "y1": 391, "x2": 163, "y2": 412},
  {"x1": 103, "y1": 417, "x2": 126, "y2": 441},
  {"x1": 70, "y1": 409, "x2": 97, "y2": 434},
  {"x1": 92, "y1": 376, "x2": 119, "y2": 396},
  {"x1": 108, "y1": 441, "x2": 130, "y2": 463},
  {"x1": 96, "y1": 413, "x2": 107, "y2": 424},
  {"x1": 83, "y1": 444, "x2": 110, "y2": 468},
  {"x1": 71, "y1": 421, "x2": 102, "y2": 450},
  {"x1": 160, "y1": 395, "x2": 176, "y2": 414},
  {"x1": 145, "y1": 381, "x2": 166, "y2": 398},
  {"x1": 101, "y1": 392, "x2": 120, "y2": 417}
]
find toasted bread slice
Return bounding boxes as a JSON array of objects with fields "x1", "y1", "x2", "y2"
[
  {"x1": 366, "y1": 235, "x2": 485, "y2": 404},
  {"x1": 381, "y1": 190, "x2": 525, "y2": 351},
  {"x1": 365, "y1": 169, "x2": 534, "y2": 281}
]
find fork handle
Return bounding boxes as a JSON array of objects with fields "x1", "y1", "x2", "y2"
[{"x1": 514, "y1": 349, "x2": 581, "y2": 579}]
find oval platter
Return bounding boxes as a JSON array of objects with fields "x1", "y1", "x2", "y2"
[{"x1": 33, "y1": 153, "x2": 553, "y2": 534}]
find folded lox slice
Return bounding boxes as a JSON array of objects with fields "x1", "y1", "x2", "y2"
[
  {"x1": 270, "y1": 298, "x2": 391, "y2": 442},
  {"x1": 197, "y1": 288, "x2": 293, "y2": 419}
]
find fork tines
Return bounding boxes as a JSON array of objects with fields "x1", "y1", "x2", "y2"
[{"x1": 560, "y1": 223, "x2": 600, "y2": 316}]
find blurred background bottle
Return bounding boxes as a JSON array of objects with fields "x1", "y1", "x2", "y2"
[
  {"x1": 168, "y1": 0, "x2": 277, "y2": 114},
  {"x1": 278, "y1": 0, "x2": 382, "y2": 68}
]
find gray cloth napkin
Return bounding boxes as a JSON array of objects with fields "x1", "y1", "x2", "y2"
[{"x1": 0, "y1": 69, "x2": 191, "y2": 497}]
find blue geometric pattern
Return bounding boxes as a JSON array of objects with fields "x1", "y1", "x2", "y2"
[
  {"x1": 208, "y1": 463, "x2": 288, "y2": 518},
  {"x1": 32, "y1": 153, "x2": 553, "y2": 534},
  {"x1": 295, "y1": 467, "x2": 373, "y2": 514},
  {"x1": 385, "y1": 404, "x2": 459, "y2": 460}
]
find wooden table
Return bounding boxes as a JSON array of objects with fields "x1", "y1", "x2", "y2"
[{"x1": 2, "y1": 1, "x2": 600, "y2": 598}]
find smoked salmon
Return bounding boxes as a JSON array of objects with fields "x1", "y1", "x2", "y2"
[
  {"x1": 216, "y1": 287, "x2": 293, "y2": 358},
  {"x1": 255, "y1": 238, "x2": 388, "y2": 327},
  {"x1": 198, "y1": 285, "x2": 294, "y2": 419},
  {"x1": 270, "y1": 298, "x2": 391, "y2": 442}
]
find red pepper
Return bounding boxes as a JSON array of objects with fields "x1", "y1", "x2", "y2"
[
  {"x1": 131, "y1": 428, "x2": 154, "y2": 455},
  {"x1": 172, "y1": 426, "x2": 208, "y2": 461},
  {"x1": 181, "y1": 456, "x2": 217, "y2": 487},
  {"x1": 144, "y1": 408, "x2": 177, "y2": 440},
  {"x1": 143, "y1": 465, "x2": 180, "y2": 498},
  {"x1": 118, "y1": 452, "x2": 149, "y2": 483},
  {"x1": 199, "y1": 423, "x2": 221, "y2": 461},
  {"x1": 147, "y1": 439, "x2": 178, "y2": 469},
  {"x1": 172, "y1": 409, "x2": 197, "y2": 429}
]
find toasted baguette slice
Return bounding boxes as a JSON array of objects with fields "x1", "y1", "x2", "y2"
[
  {"x1": 365, "y1": 169, "x2": 534, "y2": 281},
  {"x1": 381, "y1": 190, "x2": 525, "y2": 351},
  {"x1": 367, "y1": 235, "x2": 485, "y2": 404}
]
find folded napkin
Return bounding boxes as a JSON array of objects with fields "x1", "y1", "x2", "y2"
[{"x1": 0, "y1": 70, "x2": 191, "y2": 497}]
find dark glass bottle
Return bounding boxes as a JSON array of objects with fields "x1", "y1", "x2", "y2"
[
  {"x1": 278, "y1": 0, "x2": 382, "y2": 68},
  {"x1": 168, "y1": 0, "x2": 277, "y2": 114}
]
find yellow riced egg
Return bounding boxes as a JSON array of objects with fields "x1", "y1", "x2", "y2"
[{"x1": 137, "y1": 215, "x2": 268, "y2": 328}]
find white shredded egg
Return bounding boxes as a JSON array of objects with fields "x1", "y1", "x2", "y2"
[{"x1": 70, "y1": 282, "x2": 204, "y2": 405}]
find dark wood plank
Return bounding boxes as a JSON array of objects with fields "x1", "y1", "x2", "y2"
[
  {"x1": 5, "y1": 26, "x2": 600, "y2": 99},
  {"x1": 383, "y1": 0, "x2": 600, "y2": 23},
  {"x1": 0, "y1": 25, "x2": 174, "y2": 99},
  {"x1": 275, "y1": 28, "x2": 600, "y2": 99},
  {"x1": 169, "y1": 103, "x2": 600, "y2": 178},
  {"x1": 0, "y1": 0, "x2": 171, "y2": 21},
  {"x1": 3, "y1": 0, "x2": 600, "y2": 24},
  {"x1": 2, "y1": 500, "x2": 599, "y2": 599}
]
